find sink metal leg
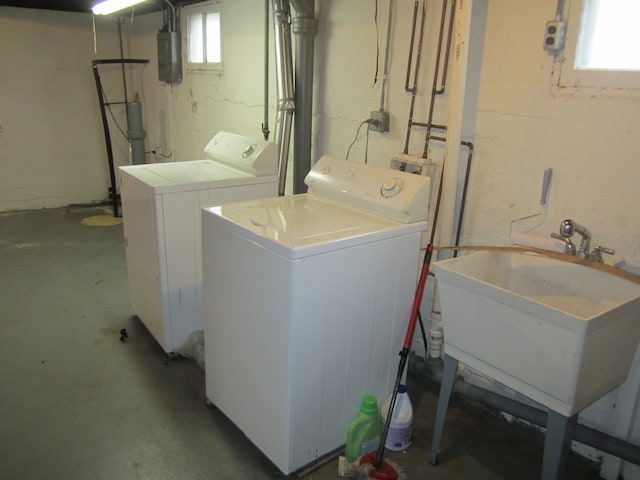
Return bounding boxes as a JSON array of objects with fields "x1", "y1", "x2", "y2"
[
  {"x1": 429, "y1": 354, "x2": 459, "y2": 465},
  {"x1": 541, "y1": 410, "x2": 578, "y2": 480}
]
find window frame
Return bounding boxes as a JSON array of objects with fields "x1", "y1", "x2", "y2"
[
  {"x1": 556, "y1": 0, "x2": 640, "y2": 91},
  {"x1": 184, "y1": 1, "x2": 223, "y2": 73}
]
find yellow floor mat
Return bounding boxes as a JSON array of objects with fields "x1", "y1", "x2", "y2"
[{"x1": 81, "y1": 215, "x2": 123, "y2": 227}]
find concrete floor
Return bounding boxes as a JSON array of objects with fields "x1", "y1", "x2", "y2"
[{"x1": 0, "y1": 206, "x2": 603, "y2": 480}]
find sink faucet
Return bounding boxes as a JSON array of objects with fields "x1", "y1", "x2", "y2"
[
  {"x1": 558, "y1": 219, "x2": 615, "y2": 262},
  {"x1": 550, "y1": 233, "x2": 577, "y2": 255},
  {"x1": 560, "y1": 219, "x2": 591, "y2": 258}
]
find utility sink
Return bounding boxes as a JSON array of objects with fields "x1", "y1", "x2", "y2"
[{"x1": 432, "y1": 250, "x2": 640, "y2": 416}]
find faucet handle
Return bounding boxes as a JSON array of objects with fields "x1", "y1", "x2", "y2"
[
  {"x1": 551, "y1": 232, "x2": 577, "y2": 255},
  {"x1": 593, "y1": 245, "x2": 615, "y2": 255},
  {"x1": 589, "y1": 245, "x2": 615, "y2": 263}
]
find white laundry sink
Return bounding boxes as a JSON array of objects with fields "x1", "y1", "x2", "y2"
[{"x1": 432, "y1": 250, "x2": 640, "y2": 416}]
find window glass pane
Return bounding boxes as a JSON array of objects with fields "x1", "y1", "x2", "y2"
[
  {"x1": 205, "y1": 12, "x2": 221, "y2": 63},
  {"x1": 576, "y1": 0, "x2": 640, "y2": 71},
  {"x1": 188, "y1": 13, "x2": 204, "y2": 63}
]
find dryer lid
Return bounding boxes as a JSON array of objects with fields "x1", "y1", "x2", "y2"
[{"x1": 119, "y1": 160, "x2": 277, "y2": 194}]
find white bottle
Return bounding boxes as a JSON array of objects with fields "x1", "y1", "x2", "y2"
[{"x1": 381, "y1": 384, "x2": 413, "y2": 451}]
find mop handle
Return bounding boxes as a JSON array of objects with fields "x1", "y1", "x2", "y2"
[
  {"x1": 374, "y1": 243, "x2": 435, "y2": 469},
  {"x1": 403, "y1": 243, "x2": 434, "y2": 348}
]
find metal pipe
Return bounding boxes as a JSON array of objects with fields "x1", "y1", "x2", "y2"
[
  {"x1": 272, "y1": 0, "x2": 295, "y2": 196},
  {"x1": 435, "y1": 0, "x2": 456, "y2": 95},
  {"x1": 404, "y1": 1, "x2": 419, "y2": 94},
  {"x1": 262, "y1": 0, "x2": 270, "y2": 140},
  {"x1": 413, "y1": 119, "x2": 474, "y2": 254},
  {"x1": 411, "y1": 357, "x2": 640, "y2": 467},
  {"x1": 403, "y1": 1, "x2": 427, "y2": 155},
  {"x1": 379, "y1": 0, "x2": 394, "y2": 111},
  {"x1": 555, "y1": 0, "x2": 566, "y2": 21},
  {"x1": 423, "y1": 0, "x2": 450, "y2": 158},
  {"x1": 291, "y1": 0, "x2": 317, "y2": 194}
]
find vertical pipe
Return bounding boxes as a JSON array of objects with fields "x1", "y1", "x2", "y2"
[
  {"x1": 127, "y1": 101, "x2": 146, "y2": 165},
  {"x1": 291, "y1": 0, "x2": 317, "y2": 194},
  {"x1": 272, "y1": 0, "x2": 295, "y2": 196},
  {"x1": 379, "y1": 0, "x2": 394, "y2": 112},
  {"x1": 422, "y1": 0, "x2": 450, "y2": 158},
  {"x1": 263, "y1": 0, "x2": 270, "y2": 140},
  {"x1": 435, "y1": 0, "x2": 456, "y2": 94},
  {"x1": 403, "y1": 1, "x2": 427, "y2": 155},
  {"x1": 436, "y1": 0, "x2": 473, "y2": 256}
]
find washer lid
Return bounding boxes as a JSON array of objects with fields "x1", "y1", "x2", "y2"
[
  {"x1": 119, "y1": 160, "x2": 277, "y2": 194},
  {"x1": 203, "y1": 194, "x2": 427, "y2": 260}
]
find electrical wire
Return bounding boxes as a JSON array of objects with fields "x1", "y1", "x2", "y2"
[
  {"x1": 346, "y1": 119, "x2": 374, "y2": 160},
  {"x1": 372, "y1": 0, "x2": 380, "y2": 87}
]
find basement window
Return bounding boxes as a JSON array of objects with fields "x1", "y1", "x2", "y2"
[
  {"x1": 558, "y1": 0, "x2": 640, "y2": 90},
  {"x1": 575, "y1": 0, "x2": 640, "y2": 71},
  {"x1": 186, "y1": 4, "x2": 221, "y2": 68}
]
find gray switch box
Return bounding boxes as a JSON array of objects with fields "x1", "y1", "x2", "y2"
[{"x1": 158, "y1": 31, "x2": 182, "y2": 83}]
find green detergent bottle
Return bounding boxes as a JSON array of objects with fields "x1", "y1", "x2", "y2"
[{"x1": 344, "y1": 395, "x2": 381, "y2": 462}]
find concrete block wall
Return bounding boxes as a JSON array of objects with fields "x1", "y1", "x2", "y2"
[
  {"x1": 0, "y1": 8, "x2": 126, "y2": 212},
  {"x1": 2, "y1": 1, "x2": 640, "y2": 477}
]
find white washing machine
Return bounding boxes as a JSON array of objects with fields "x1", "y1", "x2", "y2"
[
  {"x1": 119, "y1": 131, "x2": 278, "y2": 354},
  {"x1": 201, "y1": 155, "x2": 431, "y2": 474}
]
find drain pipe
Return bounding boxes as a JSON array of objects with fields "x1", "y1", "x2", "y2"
[
  {"x1": 290, "y1": 0, "x2": 317, "y2": 194},
  {"x1": 262, "y1": 0, "x2": 270, "y2": 141},
  {"x1": 272, "y1": 0, "x2": 295, "y2": 196},
  {"x1": 410, "y1": 356, "x2": 640, "y2": 467}
]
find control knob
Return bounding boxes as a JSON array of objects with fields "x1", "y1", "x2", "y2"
[
  {"x1": 242, "y1": 144, "x2": 256, "y2": 158},
  {"x1": 381, "y1": 178, "x2": 404, "y2": 197}
]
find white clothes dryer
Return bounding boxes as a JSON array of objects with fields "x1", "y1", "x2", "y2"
[
  {"x1": 201, "y1": 155, "x2": 431, "y2": 474},
  {"x1": 119, "y1": 131, "x2": 278, "y2": 354}
]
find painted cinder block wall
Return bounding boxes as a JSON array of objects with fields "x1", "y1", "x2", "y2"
[
  {"x1": 1, "y1": 1, "x2": 639, "y2": 477},
  {"x1": 0, "y1": 8, "x2": 133, "y2": 211}
]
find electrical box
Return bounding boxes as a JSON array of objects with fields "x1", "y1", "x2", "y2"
[
  {"x1": 157, "y1": 31, "x2": 182, "y2": 83},
  {"x1": 369, "y1": 110, "x2": 390, "y2": 133},
  {"x1": 543, "y1": 20, "x2": 566, "y2": 52}
]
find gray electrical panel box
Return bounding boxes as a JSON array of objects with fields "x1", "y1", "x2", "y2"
[{"x1": 157, "y1": 31, "x2": 182, "y2": 83}]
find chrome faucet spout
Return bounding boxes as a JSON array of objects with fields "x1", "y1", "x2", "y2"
[{"x1": 560, "y1": 219, "x2": 591, "y2": 258}]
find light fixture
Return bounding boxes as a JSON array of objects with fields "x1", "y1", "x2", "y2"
[{"x1": 91, "y1": 0, "x2": 147, "y2": 15}]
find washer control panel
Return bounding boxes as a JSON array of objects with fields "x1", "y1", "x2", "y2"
[{"x1": 305, "y1": 155, "x2": 431, "y2": 223}]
